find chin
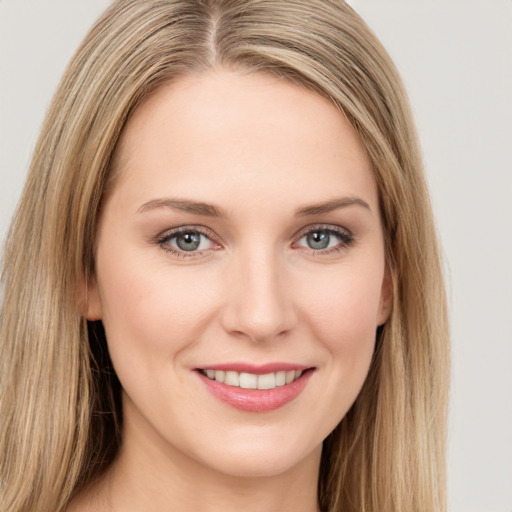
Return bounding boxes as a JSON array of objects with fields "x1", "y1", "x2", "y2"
[
  {"x1": 199, "y1": 442, "x2": 321, "y2": 480},
  {"x1": 180, "y1": 421, "x2": 326, "y2": 480}
]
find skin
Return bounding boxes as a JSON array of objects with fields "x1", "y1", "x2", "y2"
[{"x1": 74, "y1": 69, "x2": 391, "y2": 512}]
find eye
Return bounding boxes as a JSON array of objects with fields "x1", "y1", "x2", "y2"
[
  {"x1": 295, "y1": 227, "x2": 353, "y2": 252},
  {"x1": 158, "y1": 228, "x2": 217, "y2": 256}
]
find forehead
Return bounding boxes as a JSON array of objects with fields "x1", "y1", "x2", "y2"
[{"x1": 110, "y1": 69, "x2": 377, "y2": 212}]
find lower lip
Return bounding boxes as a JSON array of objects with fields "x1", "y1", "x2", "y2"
[{"x1": 197, "y1": 370, "x2": 313, "y2": 412}]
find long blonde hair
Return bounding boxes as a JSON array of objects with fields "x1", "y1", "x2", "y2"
[{"x1": 0, "y1": 1, "x2": 449, "y2": 510}]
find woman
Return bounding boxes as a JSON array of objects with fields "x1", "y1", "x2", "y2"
[{"x1": 0, "y1": 1, "x2": 449, "y2": 511}]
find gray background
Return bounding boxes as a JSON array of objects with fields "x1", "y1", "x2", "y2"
[{"x1": 1, "y1": 1, "x2": 511, "y2": 510}]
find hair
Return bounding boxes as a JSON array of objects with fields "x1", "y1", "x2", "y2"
[{"x1": 0, "y1": 1, "x2": 449, "y2": 511}]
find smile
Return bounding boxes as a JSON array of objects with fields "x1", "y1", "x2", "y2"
[
  {"x1": 199, "y1": 369, "x2": 303, "y2": 390},
  {"x1": 196, "y1": 365, "x2": 314, "y2": 412}
]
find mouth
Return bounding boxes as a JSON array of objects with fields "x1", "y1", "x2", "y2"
[
  {"x1": 198, "y1": 368, "x2": 305, "y2": 390},
  {"x1": 195, "y1": 364, "x2": 315, "y2": 412}
]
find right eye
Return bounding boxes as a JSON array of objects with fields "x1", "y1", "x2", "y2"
[{"x1": 158, "y1": 227, "x2": 219, "y2": 257}]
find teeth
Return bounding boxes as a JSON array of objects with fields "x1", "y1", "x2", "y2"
[
  {"x1": 203, "y1": 368, "x2": 306, "y2": 389},
  {"x1": 258, "y1": 372, "x2": 275, "y2": 389},
  {"x1": 224, "y1": 371, "x2": 239, "y2": 386},
  {"x1": 239, "y1": 372, "x2": 258, "y2": 389},
  {"x1": 275, "y1": 371, "x2": 286, "y2": 386}
]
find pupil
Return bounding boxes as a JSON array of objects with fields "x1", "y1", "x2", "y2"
[
  {"x1": 307, "y1": 231, "x2": 330, "y2": 250},
  {"x1": 177, "y1": 232, "x2": 201, "y2": 251}
]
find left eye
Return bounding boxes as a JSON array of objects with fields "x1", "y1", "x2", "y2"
[
  {"x1": 296, "y1": 228, "x2": 351, "y2": 251},
  {"x1": 164, "y1": 230, "x2": 213, "y2": 252}
]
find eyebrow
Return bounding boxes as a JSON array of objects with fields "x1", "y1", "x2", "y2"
[
  {"x1": 295, "y1": 197, "x2": 371, "y2": 216},
  {"x1": 137, "y1": 195, "x2": 371, "y2": 218},
  {"x1": 137, "y1": 198, "x2": 227, "y2": 217}
]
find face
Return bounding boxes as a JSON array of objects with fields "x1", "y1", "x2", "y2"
[{"x1": 87, "y1": 69, "x2": 391, "y2": 479}]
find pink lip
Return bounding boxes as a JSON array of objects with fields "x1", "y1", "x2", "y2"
[{"x1": 196, "y1": 367, "x2": 314, "y2": 413}]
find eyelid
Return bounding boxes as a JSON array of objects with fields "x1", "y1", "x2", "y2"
[
  {"x1": 154, "y1": 223, "x2": 354, "y2": 258},
  {"x1": 293, "y1": 223, "x2": 353, "y2": 240},
  {"x1": 292, "y1": 224, "x2": 355, "y2": 252},
  {"x1": 156, "y1": 225, "x2": 222, "y2": 257}
]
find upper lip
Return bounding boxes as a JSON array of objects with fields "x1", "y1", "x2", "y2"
[{"x1": 196, "y1": 362, "x2": 312, "y2": 374}]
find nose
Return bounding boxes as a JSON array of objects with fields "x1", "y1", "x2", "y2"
[{"x1": 220, "y1": 248, "x2": 297, "y2": 343}]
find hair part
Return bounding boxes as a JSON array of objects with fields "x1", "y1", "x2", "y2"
[{"x1": 0, "y1": 1, "x2": 449, "y2": 511}]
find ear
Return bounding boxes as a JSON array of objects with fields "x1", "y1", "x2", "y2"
[
  {"x1": 78, "y1": 271, "x2": 102, "y2": 321},
  {"x1": 377, "y1": 263, "x2": 393, "y2": 326}
]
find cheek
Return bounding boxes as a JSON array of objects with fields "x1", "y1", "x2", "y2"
[
  {"x1": 285, "y1": 262, "x2": 384, "y2": 440},
  {"x1": 95, "y1": 263, "x2": 227, "y2": 422},
  {"x1": 299, "y1": 261, "x2": 384, "y2": 360},
  {"x1": 96, "y1": 253, "x2": 221, "y2": 368},
  {"x1": 102, "y1": 270, "x2": 208, "y2": 351}
]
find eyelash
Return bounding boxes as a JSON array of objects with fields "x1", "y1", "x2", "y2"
[
  {"x1": 156, "y1": 226, "x2": 218, "y2": 259},
  {"x1": 294, "y1": 225, "x2": 355, "y2": 255},
  {"x1": 156, "y1": 224, "x2": 355, "y2": 258}
]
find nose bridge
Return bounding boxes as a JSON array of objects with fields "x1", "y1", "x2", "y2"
[{"x1": 223, "y1": 243, "x2": 295, "y2": 342}]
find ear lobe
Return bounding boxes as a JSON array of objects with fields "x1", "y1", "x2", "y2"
[
  {"x1": 377, "y1": 263, "x2": 393, "y2": 326},
  {"x1": 79, "y1": 272, "x2": 102, "y2": 321}
]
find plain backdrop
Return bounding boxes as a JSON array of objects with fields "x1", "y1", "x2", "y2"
[{"x1": 1, "y1": 1, "x2": 511, "y2": 511}]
